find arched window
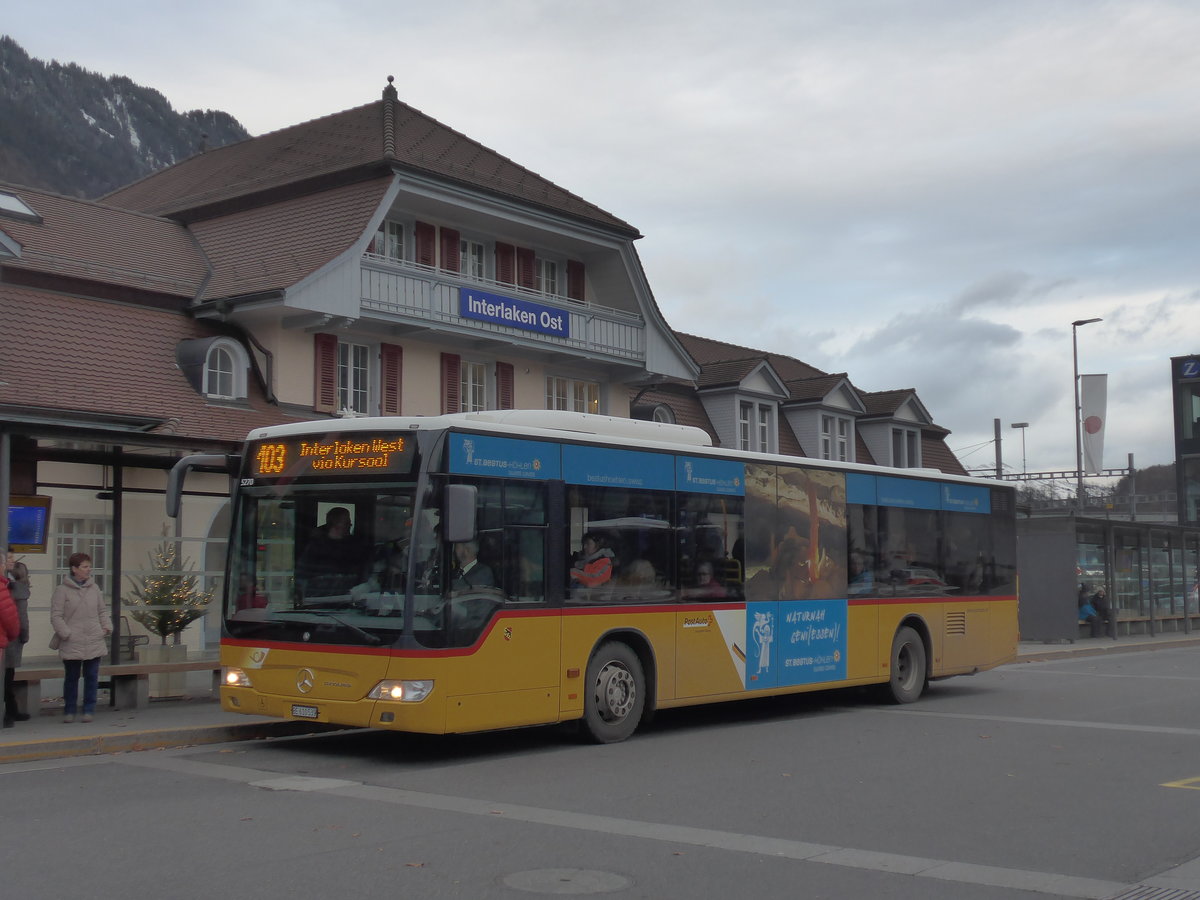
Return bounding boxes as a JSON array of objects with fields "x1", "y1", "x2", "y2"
[
  {"x1": 204, "y1": 339, "x2": 249, "y2": 400},
  {"x1": 651, "y1": 404, "x2": 676, "y2": 424}
]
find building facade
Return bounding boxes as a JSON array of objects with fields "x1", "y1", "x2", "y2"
[{"x1": 0, "y1": 80, "x2": 968, "y2": 658}]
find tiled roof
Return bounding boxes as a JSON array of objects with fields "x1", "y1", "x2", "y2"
[
  {"x1": 629, "y1": 384, "x2": 718, "y2": 443},
  {"x1": 778, "y1": 417, "x2": 806, "y2": 457},
  {"x1": 0, "y1": 182, "x2": 208, "y2": 298},
  {"x1": 860, "y1": 388, "x2": 918, "y2": 417},
  {"x1": 191, "y1": 177, "x2": 392, "y2": 301},
  {"x1": 783, "y1": 373, "x2": 851, "y2": 403},
  {"x1": 0, "y1": 283, "x2": 303, "y2": 444},
  {"x1": 103, "y1": 89, "x2": 637, "y2": 235},
  {"x1": 695, "y1": 358, "x2": 767, "y2": 389},
  {"x1": 677, "y1": 332, "x2": 826, "y2": 382},
  {"x1": 920, "y1": 433, "x2": 967, "y2": 475}
]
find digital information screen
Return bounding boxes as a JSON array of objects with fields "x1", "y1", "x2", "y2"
[{"x1": 247, "y1": 434, "x2": 416, "y2": 481}]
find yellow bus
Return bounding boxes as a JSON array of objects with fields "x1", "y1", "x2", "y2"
[{"x1": 170, "y1": 410, "x2": 1018, "y2": 743}]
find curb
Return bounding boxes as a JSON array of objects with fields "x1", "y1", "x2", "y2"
[
  {"x1": 0, "y1": 720, "x2": 346, "y2": 764},
  {"x1": 1016, "y1": 636, "x2": 1200, "y2": 664}
]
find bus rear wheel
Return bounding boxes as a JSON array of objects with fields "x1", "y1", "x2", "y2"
[
  {"x1": 885, "y1": 626, "x2": 927, "y2": 704},
  {"x1": 583, "y1": 642, "x2": 645, "y2": 743}
]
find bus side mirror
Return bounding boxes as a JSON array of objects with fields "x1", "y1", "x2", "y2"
[{"x1": 444, "y1": 484, "x2": 477, "y2": 543}]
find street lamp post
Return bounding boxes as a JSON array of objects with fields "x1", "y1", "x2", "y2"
[
  {"x1": 1072, "y1": 317, "x2": 1102, "y2": 511},
  {"x1": 1010, "y1": 422, "x2": 1029, "y2": 474}
]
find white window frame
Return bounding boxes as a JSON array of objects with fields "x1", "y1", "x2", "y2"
[
  {"x1": 203, "y1": 338, "x2": 249, "y2": 400},
  {"x1": 55, "y1": 517, "x2": 111, "y2": 591},
  {"x1": 373, "y1": 220, "x2": 404, "y2": 261},
  {"x1": 338, "y1": 341, "x2": 371, "y2": 415},
  {"x1": 459, "y1": 238, "x2": 485, "y2": 279},
  {"x1": 739, "y1": 400, "x2": 775, "y2": 453},
  {"x1": 545, "y1": 376, "x2": 600, "y2": 414},
  {"x1": 821, "y1": 413, "x2": 852, "y2": 462},
  {"x1": 535, "y1": 257, "x2": 559, "y2": 297},
  {"x1": 461, "y1": 360, "x2": 488, "y2": 412},
  {"x1": 891, "y1": 426, "x2": 921, "y2": 468}
]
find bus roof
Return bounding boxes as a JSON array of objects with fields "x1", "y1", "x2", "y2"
[{"x1": 244, "y1": 410, "x2": 1010, "y2": 490}]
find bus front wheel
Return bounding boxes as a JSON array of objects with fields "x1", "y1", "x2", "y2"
[
  {"x1": 583, "y1": 642, "x2": 645, "y2": 743},
  {"x1": 885, "y1": 626, "x2": 927, "y2": 704}
]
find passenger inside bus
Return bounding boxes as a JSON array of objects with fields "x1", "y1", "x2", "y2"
[
  {"x1": 296, "y1": 506, "x2": 370, "y2": 597},
  {"x1": 570, "y1": 532, "x2": 615, "y2": 588},
  {"x1": 682, "y1": 560, "x2": 726, "y2": 599},
  {"x1": 451, "y1": 539, "x2": 495, "y2": 592}
]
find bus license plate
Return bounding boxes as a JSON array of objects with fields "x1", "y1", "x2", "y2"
[{"x1": 291, "y1": 704, "x2": 319, "y2": 719}]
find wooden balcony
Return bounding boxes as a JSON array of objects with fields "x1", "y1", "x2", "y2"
[{"x1": 360, "y1": 254, "x2": 645, "y2": 364}]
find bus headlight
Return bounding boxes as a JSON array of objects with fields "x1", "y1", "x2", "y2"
[
  {"x1": 367, "y1": 680, "x2": 433, "y2": 702},
  {"x1": 224, "y1": 667, "x2": 252, "y2": 688}
]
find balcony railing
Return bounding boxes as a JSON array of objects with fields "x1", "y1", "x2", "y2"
[{"x1": 360, "y1": 254, "x2": 645, "y2": 363}]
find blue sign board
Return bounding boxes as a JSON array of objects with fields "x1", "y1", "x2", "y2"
[
  {"x1": 876, "y1": 476, "x2": 941, "y2": 511},
  {"x1": 459, "y1": 288, "x2": 570, "y2": 337},
  {"x1": 941, "y1": 482, "x2": 990, "y2": 514},
  {"x1": 448, "y1": 434, "x2": 560, "y2": 480},
  {"x1": 745, "y1": 599, "x2": 847, "y2": 689},
  {"x1": 676, "y1": 456, "x2": 744, "y2": 495},
  {"x1": 562, "y1": 445, "x2": 675, "y2": 490},
  {"x1": 845, "y1": 472, "x2": 876, "y2": 506}
]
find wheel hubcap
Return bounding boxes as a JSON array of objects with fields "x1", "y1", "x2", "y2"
[{"x1": 595, "y1": 662, "x2": 635, "y2": 721}]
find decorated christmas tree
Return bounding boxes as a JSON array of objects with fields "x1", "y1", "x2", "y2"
[{"x1": 124, "y1": 535, "x2": 215, "y2": 644}]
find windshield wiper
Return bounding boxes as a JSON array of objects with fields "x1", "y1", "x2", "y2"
[{"x1": 274, "y1": 609, "x2": 383, "y2": 645}]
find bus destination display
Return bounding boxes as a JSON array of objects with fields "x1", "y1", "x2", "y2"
[{"x1": 248, "y1": 435, "x2": 415, "y2": 480}]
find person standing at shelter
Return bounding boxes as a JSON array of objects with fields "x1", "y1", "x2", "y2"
[
  {"x1": 50, "y1": 552, "x2": 112, "y2": 724},
  {"x1": 0, "y1": 574, "x2": 19, "y2": 704},
  {"x1": 3, "y1": 550, "x2": 31, "y2": 725}
]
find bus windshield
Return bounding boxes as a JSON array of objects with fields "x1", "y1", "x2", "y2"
[
  {"x1": 224, "y1": 430, "x2": 427, "y2": 647},
  {"x1": 225, "y1": 484, "x2": 419, "y2": 646}
]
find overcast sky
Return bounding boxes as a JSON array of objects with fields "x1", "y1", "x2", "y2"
[{"x1": 8, "y1": 1, "x2": 1199, "y2": 482}]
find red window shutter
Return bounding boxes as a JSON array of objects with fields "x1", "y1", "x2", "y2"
[
  {"x1": 380, "y1": 343, "x2": 403, "y2": 415},
  {"x1": 441, "y1": 352, "x2": 461, "y2": 414},
  {"x1": 415, "y1": 221, "x2": 436, "y2": 268},
  {"x1": 516, "y1": 247, "x2": 535, "y2": 290},
  {"x1": 566, "y1": 260, "x2": 585, "y2": 301},
  {"x1": 313, "y1": 333, "x2": 338, "y2": 414},
  {"x1": 440, "y1": 227, "x2": 460, "y2": 273},
  {"x1": 496, "y1": 362, "x2": 514, "y2": 410},
  {"x1": 495, "y1": 242, "x2": 515, "y2": 284}
]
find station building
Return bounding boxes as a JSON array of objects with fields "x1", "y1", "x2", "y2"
[{"x1": 0, "y1": 80, "x2": 967, "y2": 659}]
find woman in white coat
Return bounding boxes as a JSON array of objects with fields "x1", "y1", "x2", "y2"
[{"x1": 50, "y1": 552, "x2": 112, "y2": 723}]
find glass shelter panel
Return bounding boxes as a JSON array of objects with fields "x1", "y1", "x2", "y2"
[{"x1": 1112, "y1": 529, "x2": 1143, "y2": 618}]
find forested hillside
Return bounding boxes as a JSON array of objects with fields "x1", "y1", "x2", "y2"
[{"x1": 0, "y1": 35, "x2": 249, "y2": 199}]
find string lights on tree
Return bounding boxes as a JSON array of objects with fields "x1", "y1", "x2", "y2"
[{"x1": 124, "y1": 533, "x2": 214, "y2": 644}]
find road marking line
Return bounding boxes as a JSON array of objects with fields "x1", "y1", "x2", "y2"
[
  {"x1": 117, "y1": 752, "x2": 1133, "y2": 898},
  {"x1": 1161, "y1": 776, "x2": 1200, "y2": 790},
  {"x1": 875, "y1": 708, "x2": 1200, "y2": 737}
]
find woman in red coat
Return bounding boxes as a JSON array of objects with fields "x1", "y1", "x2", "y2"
[{"x1": 0, "y1": 574, "x2": 20, "y2": 675}]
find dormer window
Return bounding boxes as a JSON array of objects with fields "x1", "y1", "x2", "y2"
[
  {"x1": 892, "y1": 427, "x2": 921, "y2": 468},
  {"x1": 821, "y1": 414, "x2": 852, "y2": 462},
  {"x1": 739, "y1": 401, "x2": 775, "y2": 453},
  {"x1": 204, "y1": 338, "x2": 249, "y2": 400}
]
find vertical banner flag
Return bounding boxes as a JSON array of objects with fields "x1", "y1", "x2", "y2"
[{"x1": 1080, "y1": 374, "x2": 1108, "y2": 474}]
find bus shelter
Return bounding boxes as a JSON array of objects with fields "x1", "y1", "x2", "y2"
[{"x1": 1017, "y1": 515, "x2": 1200, "y2": 642}]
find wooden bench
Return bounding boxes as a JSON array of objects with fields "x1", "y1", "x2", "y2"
[{"x1": 12, "y1": 659, "x2": 222, "y2": 711}]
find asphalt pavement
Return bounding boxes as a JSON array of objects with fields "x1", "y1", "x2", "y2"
[{"x1": 2, "y1": 631, "x2": 1196, "y2": 763}]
